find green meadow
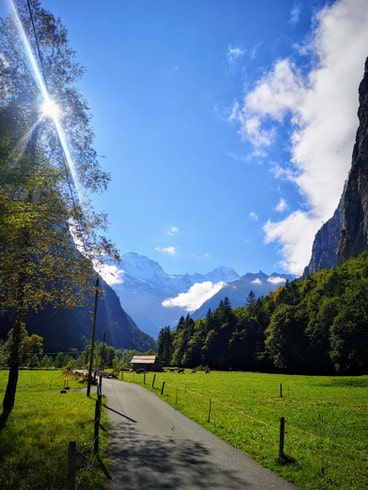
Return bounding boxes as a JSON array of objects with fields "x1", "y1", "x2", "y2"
[
  {"x1": 122, "y1": 370, "x2": 368, "y2": 490},
  {"x1": 1, "y1": 369, "x2": 367, "y2": 489},
  {"x1": 0, "y1": 370, "x2": 108, "y2": 489}
]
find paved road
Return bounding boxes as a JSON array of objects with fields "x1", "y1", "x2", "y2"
[{"x1": 102, "y1": 378, "x2": 298, "y2": 490}]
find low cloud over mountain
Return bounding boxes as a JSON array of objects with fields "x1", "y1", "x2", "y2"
[{"x1": 102, "y1": 252, "x2": 293, "y2": 337}]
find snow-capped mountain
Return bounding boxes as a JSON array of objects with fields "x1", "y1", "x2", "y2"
[
  {"x1": 106, "y1": 252, "x2": 293, "y2": 338},
  {"x1": 191, "y1": 271, "x2": 293, "y2": 320}
]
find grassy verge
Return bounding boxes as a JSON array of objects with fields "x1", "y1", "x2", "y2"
[
  {"x1": 0, "y1": 370, "x2": 109, "y2": 489},
  {"x1": 121, "y1": 370, "x2": 368, "y2": 490}
]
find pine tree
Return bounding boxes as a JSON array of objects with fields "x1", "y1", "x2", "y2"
[{"x1": 157, "y1": 326, "x2": 173, "y2": 366}]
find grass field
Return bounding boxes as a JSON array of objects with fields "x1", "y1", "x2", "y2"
[
  {"x1": 0, "y1": 370, "x2": 108, "y2": 489},
  {"x1": 121, "y1": 369, "x2": 368, "y2": 490}
]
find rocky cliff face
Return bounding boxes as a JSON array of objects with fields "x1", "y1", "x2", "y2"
[
  {"x1": 337, "y1": 57, "x2": 368, "y2": 263},
  {"x1": 0, "y1": 275, "x2": 155, "y2": 353},
  {"x1": 304, "y1": 58, "x2": 368, "y2": 275},
  {"x1": 303, "y1": 192, "x2": 344, "y2": 275}
]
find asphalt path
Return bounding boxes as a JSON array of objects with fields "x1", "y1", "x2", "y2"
[{"x1": 102, "y1": 378, "x2": 298, "y2": 489}]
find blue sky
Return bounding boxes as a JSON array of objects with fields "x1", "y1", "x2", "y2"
[{"x1": 4, "y1": 0, "x2": 368, "y2": 279}]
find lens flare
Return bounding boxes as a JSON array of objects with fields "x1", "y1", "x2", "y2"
[
  {"x1": 9, "y1": 0, "x2": 84, "y2": 204},
  {"x1": 40, "y1": 96, "x2": 60, "y2": 121}
]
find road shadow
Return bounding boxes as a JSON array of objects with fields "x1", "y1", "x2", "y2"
[
  {"x1": 103, "y1": 404, "x2": 137, "y2": 423},
  {"x1": 108, "y1": 423, "x2": 253, "y2": 489}
]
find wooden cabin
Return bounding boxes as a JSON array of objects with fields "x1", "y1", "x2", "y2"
[{"x1": 130, "y1": 355, "x2": 163, "y2": 372}]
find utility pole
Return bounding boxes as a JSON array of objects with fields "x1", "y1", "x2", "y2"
[
  {"x1": 87, "y1": 276, "x2": 99, "y2": 397},
  {"x1": 101, "y1": 331, "x2": 106, "y2": 371}
]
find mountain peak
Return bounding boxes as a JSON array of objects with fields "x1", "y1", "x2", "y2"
[
  {"x1": 120, "y1": 252, "x2": 167, "y2": 283},
  {"x1": 111, "y1": 252, "x2": 293, "y2": 337},
  {"x1": 204, "y1": 266, "x2": 240, "y2": 283}
]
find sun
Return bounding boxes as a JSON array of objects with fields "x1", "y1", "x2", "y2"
[{"x1": 40, "y1": 96, "x2": 60, "y2": 120}]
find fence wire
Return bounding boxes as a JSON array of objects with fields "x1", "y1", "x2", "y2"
[{"x1": 137, "y1": 373, "x2": 368, "y2": 490}]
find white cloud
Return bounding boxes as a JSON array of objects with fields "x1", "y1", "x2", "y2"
[
  {"x1": 155, "y1": 246, "x2": 176, "y2": 255},
  {"x1": 290, "y1": 4, "x2": 302, "y2": 25},
  {"x1": 249, "y1": 211, "x2": 259, "y2": 221},
  {"x1": 167, "y1": 226, "x2": 179, "y2": 236},
  {"x1": 233, "y1": 0, "x2": 368, "y2": 275},
  {"x1": 267, "y1": 276, "x2": 287, "y2": 285},
  {"x1": 93, "y1": 262, "x2": 125, "y2": 286},
  {"x1": 162, "y1": 281, "x2": 226, "y2": 312},
  {"x1": 245, "y1": 59, "x2": 306, "y2": 123},
  {"x1": 263, "y1": 211, "x2": 320, "y2": 275},
  {"x1": 226, "y1": 46, "x2": 245, "y2": 64},
  {"x1": 251, "y1": 278, "x2": 262, "y2": 285},
  {"x1": 275, "y1": 198, "x2": 287, "y2": 212},
  {"x1": 231, "y1": 59, "x2": 305, "y2": 149}
]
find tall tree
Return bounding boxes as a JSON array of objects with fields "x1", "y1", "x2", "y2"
[
  {"x1": 156, "y1": 326, "x2": 173, "y2": 366},
  {"x1": 0, "y1": 0, "x2": 117, "y2": 412}
]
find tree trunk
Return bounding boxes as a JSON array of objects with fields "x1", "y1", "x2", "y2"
[{"x1": 2, "y1": 310, "x2": 22, "y2": 413}]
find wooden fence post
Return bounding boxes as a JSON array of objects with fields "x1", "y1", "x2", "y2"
[
  {"x1": 67, "y1": 441, "x2": 76, "y2": 490},
  {"x1": 161, "y1": 381, "x2": 165, "y2": 395},
  {"x1": 207, "y1": 397, "x2": 212, "y2": 423},
  {"x1": 175, "y1": 387, "x2": 178, "y2": 405},
  {"x1": 280, "y1": 383, "x2": 283, "y2": 398},
  {"x1": 279, "y1": 417, "x2": 285, "y2": 459},
  {"x1": 152, "y1": 374, "x2": 156, "y2": 388},
  {"x1": 94, "y1": 394, "x2": 102, "y2": 455}
]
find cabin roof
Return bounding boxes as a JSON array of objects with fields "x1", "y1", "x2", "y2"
[{"x1": 131, "y1": 355, "x2": 157, "y2": 364}]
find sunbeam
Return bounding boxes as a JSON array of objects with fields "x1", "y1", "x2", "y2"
[
  {"x1": 15, "y1": 118, "x2": 42, "y2": 158},
  {"x1": 9, "y1": 0, "x2": 85, "y2": 205}
]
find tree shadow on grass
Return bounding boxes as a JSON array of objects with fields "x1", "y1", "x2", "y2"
[{"x1": 0, "y1": 410, "x2": 10, "y2": 431}]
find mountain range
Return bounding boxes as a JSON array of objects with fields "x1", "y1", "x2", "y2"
[
  {"x1": 109, "y1": 252, "x2": 294, "y2": 337},
  {"x1": 3, "y1": 58, "x2": 367, "y2": 355}
]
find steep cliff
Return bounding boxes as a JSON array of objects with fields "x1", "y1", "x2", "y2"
[
  {"x1": 337, "y1": 57, "x2": 368, "y2": 263},
  {"x1": 303, "y1": 191, "x2": 344, "y2": 275},
  {"x1": 0, "y1": 276, "x2": 155, "y2": 353},
  {"x1": 304, "y1": 58, "x2": 368, "y2": 274}
]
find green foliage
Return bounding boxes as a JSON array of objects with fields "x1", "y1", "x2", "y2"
[
  {"x1": 165, "y1": 251, "x2": 368, "y2": 374},
  {"x1": 118, "y1": 349, "x2": 141, "y2": 369},
  {"x1": 156, "y1": 326, "x2": 173, "y2": 366},
  {"x1": 0, "y1": 327, "x2": 44, "y2": 367}
]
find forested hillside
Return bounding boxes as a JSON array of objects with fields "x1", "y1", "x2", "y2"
[{"x1": 158, "y1": 251, "x2": 368, "y2": 375}]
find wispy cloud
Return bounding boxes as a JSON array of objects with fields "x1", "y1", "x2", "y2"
[
  {"x1": 155, "y1": 246, "x2": 176, "y2": 255},
  {"x1": 232, "y1": 0, "x2": 368, "y2": 275},
  {"x1": 290, "y1": 3, "x2": 302, "y2": 25},
  {"x1": 275, "y1": 198, "x2": 287, "y2": 212},
  {"x1": 187, "y1": 252, "x2": 210, "y2": 260},
  {"x1": 249, "y1": 211, "x2": 259, "y2": 221},
  {"x1": 226, "y1": 46, "x2": 245, "y2": 65},
  {"x1": 167, "y1": 226, "x2": 179, "y2": 236},
  {"x1": 162, "y1": 281, "x2": 225, "y2": 312}
]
